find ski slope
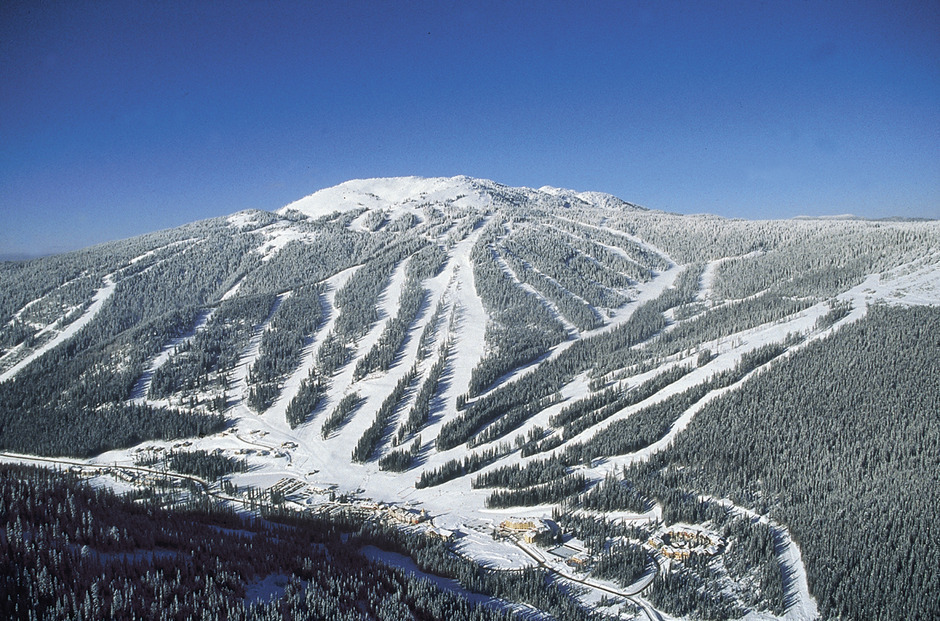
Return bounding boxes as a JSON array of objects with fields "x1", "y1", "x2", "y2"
[{"x1": 5, "y1": 176, "x2": 940, "y2": 620}]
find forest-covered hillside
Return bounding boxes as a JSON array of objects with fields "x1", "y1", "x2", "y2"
[{"x1": 1, "y1": 176, "x2": 938, "y2": 620}]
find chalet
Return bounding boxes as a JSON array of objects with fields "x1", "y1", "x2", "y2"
[
  {"x1": 427, "y1": 527, "x2": 455, "y2": 541},
  {"x1": 388, "y1": 506, "x2": 428, "y2": 525},
  {"x1": 647, "y1": 527, "x2": 724, "y2": 560}
]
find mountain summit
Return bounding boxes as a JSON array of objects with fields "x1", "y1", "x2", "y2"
[{"x1": 280, "y1": 175, "x2": 643, "y2": 219}]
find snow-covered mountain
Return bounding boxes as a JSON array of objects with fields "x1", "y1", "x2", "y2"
[{"x1": 1, "y1": 176, "x2": 938, "y2": 620}]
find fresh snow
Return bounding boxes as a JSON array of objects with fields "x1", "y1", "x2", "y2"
[
  {"x1": 705, "y1": 497, "x2": 820, "y2": 621},
  {"x1": 0, "y1": 274, "x2": 116, "y2": 383},
  {"x1": 128, "y1": 307, "x2": 214, "y2": 404},
  {"x1": 360, "y1": 545, "x2": 538, "y2": 613},
  {"x1": 280, "y1": 176, "x2": 493, "y2": 219},
  {"x1": 8, "y1": 176, "x2": 940, "y2": 621}
]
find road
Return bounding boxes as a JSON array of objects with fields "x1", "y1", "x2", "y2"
[
  {"x1": 0, "y1": 451, "x2": 252, "y2": 508},
  {"x1": 512, "y1": 538, "x2": 664, "y2": 621}
]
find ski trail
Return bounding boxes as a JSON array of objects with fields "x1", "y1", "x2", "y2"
[
  {"x1": 128, "y1": 308, "x2": 215, "y2": 403},
  {"x1": 697, "y1": 251, "x2": 764, "y2": 302},
  {"x1": 258, "y1": 267, "x2": 356, "y2": 432},
  {"x1": 554, "y1": 215, "x2": 677, "y2": 267},
  {"x1": 9, "y1": 274, "x2": 86, "y2": 325},
  {"x1": 127, "y1": 273, "x2": 257, "y2": 405},
  {"x1": 1, "y1": 274, "x2": 116, "y2": 383},
  {"x1": 705, "y1": 496, "x2": 820, "y2": 620},
  {"x1": 543, "y1": 220, "x2": 653, "y2": 284},
  {"x1": 490, "y1": 249, "x2": 579, "y2": 335},
  {"x1": 375, "y1": 228, "x2": 486, "y2": 457},
  {"x1": 229, "y1": 292, "x2": 290, "y2": 406},
  {"x1": 436, "y1": 227, "x2": 488, "y2": 404},
  {"x1": 463, "y1": 261, "x2": 681, "y2": 406},
  {"x1": 322, "y1": 258, "x2": 417, "y2": 451},
  {"x1": 533, "y1": 297, "x2": 834, "y2": 467}
]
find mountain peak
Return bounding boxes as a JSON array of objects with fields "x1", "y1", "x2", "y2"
[
  {"x1": 279, "y1": 176, "x2": 490, "y2": 219},
  {"x1": 279, "y1": 176, "x2": 645, "y2": 219}
]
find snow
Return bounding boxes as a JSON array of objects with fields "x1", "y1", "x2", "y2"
[
  {"x1": 1, "y1": 274, "x2": 116, "y2": 383},
  {"x1": 243, "y1": 573, "x2": 293, "y2": 605},
  {"x1": 554, "y1": 215, "x2": 676, "y2": 268},
  {"x1": 706, "y1": 497, "x2": 820, "y2": 621},
  {"x1": 255, "y1": 221, "x2": 317, "y2": 261},
  {"x1": 309, "y1": 258, "x2": 415, "y2": 450},
  {"x1": 840, "y1": 251, "x2": 940, "y2": 308},
  {"x1": 232, "y1": 292, "x2": 289, "y2": 405},
  {"x1": 227, "y1": 210, "x2": 265, "y2": 228},
  {"x1": 361, "y1": 545, "x2": 529, "y2": 611},
  {"x1": 255, "y1": 266, "x2": 357, "y2": 431},
  {"x1": 128, "y1": 239, "x2": 196, "y2": 264},
  {"x1": 129, "y1": 307, "x2": 214, "y2": 403},
  {"x1": 280, "y1": 176, "x2": 494, "y2": 219},
  {"x1": 491, "y1": 247, "x2": 579, "y2": 334},
  {"x1": 6, "y1": 176, "x2": 939, "y2": 620},
  {"x1": 697, "y1": 252, "x2": 764, "y2": 302}
]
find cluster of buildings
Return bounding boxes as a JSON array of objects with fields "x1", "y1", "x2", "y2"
[
  {"x1": 427, "y1": 526, "x2": 455, "y2": 541},
  {"x1": 547, "y1": 543, "x2": 592, "y2": 569},
  {"x1": 499, "y1": 517, "x2": 553, "y2": 544},
  {"x1": 303, "y1": 493, "x2": 431, "y2": 528},
  {"x1": 385, "y1": 504, "x2": 430, "y2": 525},
  {"x1": 647, "y1": 527, "x2": 723, "y2": 560},
  {"x1": 269, "y1": 477, "x2": 307, "y2": 498}
]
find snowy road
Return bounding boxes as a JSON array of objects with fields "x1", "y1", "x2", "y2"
[{"x1": 512, "y1": 538, "x2": 664, "y2": 621}]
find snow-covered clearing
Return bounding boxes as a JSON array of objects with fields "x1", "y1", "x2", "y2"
[
  {"x1": 255, "y1": 221, "x2": 318, "y2": 262},
  {"x1": 0, "y1": 274, "x2": 116, "y2": 383},
  {"x1": 128, "y1": 308, "x2": 215, "y2": 404},
  {"x1": 228, "y1": 293, "x2": 291, "y2": 408},
  {"x1": 840, "y1": 251, "x2": 940, "y2": 309},
  {"x1": 408, "y1": 228, "x2": 490, "y2": 447}
]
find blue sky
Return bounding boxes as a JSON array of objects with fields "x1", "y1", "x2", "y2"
[{"x1": 1, "y1": 1, "x2": 938, "y2": 258}]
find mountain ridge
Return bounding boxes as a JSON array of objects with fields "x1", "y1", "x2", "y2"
[{"x1": 1, "y1": 175, "x2": 938, "y2": 620}]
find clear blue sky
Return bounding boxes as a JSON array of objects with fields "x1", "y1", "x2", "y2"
[{"x1": 2, "y1": 0, "x2": 938, "y2": 258}]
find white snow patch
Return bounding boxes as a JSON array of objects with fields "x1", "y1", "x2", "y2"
[
  {"x1": 255, "y1": 222, "x2": 317, "y2": 262},
  {"x1": 1, "y1": 274, "x2": 116, "y2": 383},
  {"x1": 280, "y1": 176, "x2": 494, "y2": 219}
]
